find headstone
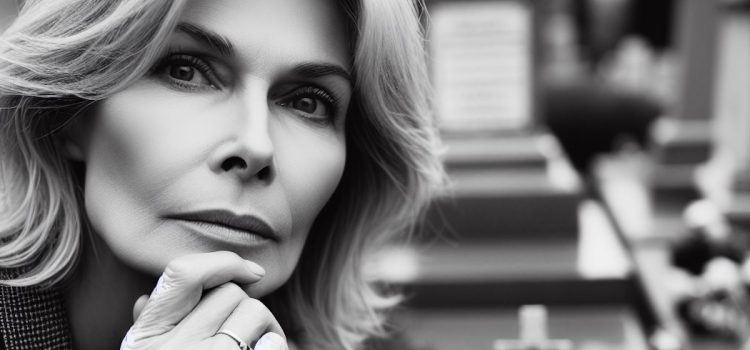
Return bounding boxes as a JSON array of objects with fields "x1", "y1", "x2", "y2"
[
  {"x1": 424, "y1": 0, "x2": 581, "y2": 241},
  {"x1": 431, "y1": 1, "x2": 533, "y2": 133},
  {"x1": 703, "y1": 4, "x2": 750, "y2": 229},
  {"x1": 650, "y1": 0, "x2": 720, "y2": 198},
  {"x1": 494, "y1": 305, "x2": 574, "y2": 350}
]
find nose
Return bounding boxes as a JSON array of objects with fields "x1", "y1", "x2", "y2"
[{"x1": 208, "y1": 78, "x2": 274, "y2": 183}]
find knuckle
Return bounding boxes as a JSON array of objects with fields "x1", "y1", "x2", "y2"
[
  {"x1": 236, "y1": 298, "x2": 279, "y2": 334},
  {"x1": 214, "y1": 282, "x2": 245, "y2": 299},
  {"x1": 163, "y1": 257, "x2": 195, "y2": 280},
  {"x1": 238, "y1": 297, "x2": 270, "y2": 316}
]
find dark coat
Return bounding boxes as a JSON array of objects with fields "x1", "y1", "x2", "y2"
[{"x1": 0, "y1": 268, "x2": 73, "y2": 350}]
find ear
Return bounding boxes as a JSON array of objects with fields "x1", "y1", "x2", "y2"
[
  {"x1": 61, "y1": 137, "x2": 85, "y2": 161},
  {"x1": 59, "y1": 110, "x2": 94, "y2": 162}
]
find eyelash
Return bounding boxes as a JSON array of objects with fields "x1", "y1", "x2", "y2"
[
  {"x1": 151, "y1": 51, "x2": 223, "y2": 90},
  {"x1": 277, "y1": 86, "x2": 339, "y2": 123},
  {"x1": 150, "y1": 51, "x2": 341, "y2": 124}
]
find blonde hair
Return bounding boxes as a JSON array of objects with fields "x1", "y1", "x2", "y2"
[{"x1": 0, "y1": 1, "x2": 444, "y2": 349}]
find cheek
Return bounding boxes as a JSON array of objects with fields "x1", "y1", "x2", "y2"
[
  {"x1": 273, "y1": 123, "x2": 346, "y2": 236},
  {"x1": 85, "y1": 89, "x2": 214, "y2": 188},
  {"x1": 262, "y1": 126, "x2": 344, "y2": 289},
  {"x1": 80, "y1": 88, "x2": 218, "y2": 272},
  {"x1": 83, "y1": 89, "x2": 199, "y2": 216}
]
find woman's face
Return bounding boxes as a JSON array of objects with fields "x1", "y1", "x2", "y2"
[{"x1": 73, "y1": 0, "x2": 351, "y2": 296}]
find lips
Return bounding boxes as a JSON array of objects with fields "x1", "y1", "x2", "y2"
[{"x1": 164, "y1": 209, "x2": 279, "y2": 241}]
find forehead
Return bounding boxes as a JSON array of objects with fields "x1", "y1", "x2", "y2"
[{"x1": 180, "y1": 0, "x2": 351, "y2": 69}]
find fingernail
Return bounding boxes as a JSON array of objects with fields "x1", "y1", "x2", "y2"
[
  {"x1": 256, "y1": 333, "x2": 285, "y2": 350},
  {"x1": 246, "y1": 260, "x2": 266, "y2": 277}
]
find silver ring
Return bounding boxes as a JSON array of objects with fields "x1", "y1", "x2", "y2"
[{"x1": 216, "y1": 329, "x2": 251, "y2": 350}]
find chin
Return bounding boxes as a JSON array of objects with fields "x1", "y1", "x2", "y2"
[{"x1": 241, "y1": 278, "x2": 279, "y2": 298}]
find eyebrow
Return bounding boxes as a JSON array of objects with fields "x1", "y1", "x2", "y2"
[
  {"x1": 176, "y1": 22, "x2": 235, "y2": 57},
  {"x1": 175, "y1": 22, "x2": 352, "y2": 85},
  {"x1": 292, "y1": 63, "x2": 353, "y2": 85}
]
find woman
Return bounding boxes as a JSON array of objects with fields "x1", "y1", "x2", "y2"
[{"x1": 0, "y1": 0, "x2": 444, "y2": 349}]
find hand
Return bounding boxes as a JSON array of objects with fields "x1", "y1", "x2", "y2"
[{"x1": 121, "y1": 251, "x2": 289, "y2": 350}]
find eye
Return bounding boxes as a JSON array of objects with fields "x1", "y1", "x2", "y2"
[
  {"x1": 169, "y1": 65, "x2": 196, "y2": 82},
  {"x1": 152, "y1": 53, "x2": 223, "y2": 90},
  {"x1": 291, "y1": 97, "x2": 325, "y2": 115},
  {"x1": 277, "y1": 86, "x2": 339, "y2": 124}
]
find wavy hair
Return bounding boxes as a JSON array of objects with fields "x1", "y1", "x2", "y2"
[{"x1": 0, "y1": 1, "x2": 444, "y2": 349}]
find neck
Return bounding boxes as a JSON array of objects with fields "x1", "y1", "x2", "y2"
[{"x1": 65, "y1": 232, "x2": 156, "y2": 350}]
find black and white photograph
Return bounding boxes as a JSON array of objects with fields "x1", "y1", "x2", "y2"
[{"x1": 0, "y1": 0, "x2": 749, "y2": 349}]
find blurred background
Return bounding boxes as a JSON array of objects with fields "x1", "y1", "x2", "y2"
[{"x1": 2, "y1": 0, "x2": 750, "y2": 349}]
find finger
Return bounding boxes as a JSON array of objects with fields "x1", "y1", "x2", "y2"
[
  {"x1": 218, "y1": 297, "x2": 285, "y2": 348},
  {"x1": 132, "y1": 294, "x2": 149, "y2": 322},
  {"x1": 170, "y1": 282, "x2": 247, "y2": 340},
  {"x1": 132, "y1": 251, "x2": 265, "y2": 335},
  {"x1": 255, "y1": 332, "x2": 289, "y2": 350}
]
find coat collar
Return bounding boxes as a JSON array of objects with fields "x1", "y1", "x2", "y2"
[{"x1": 0, "y1": 268, "x2": 73, "y2": 350}]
